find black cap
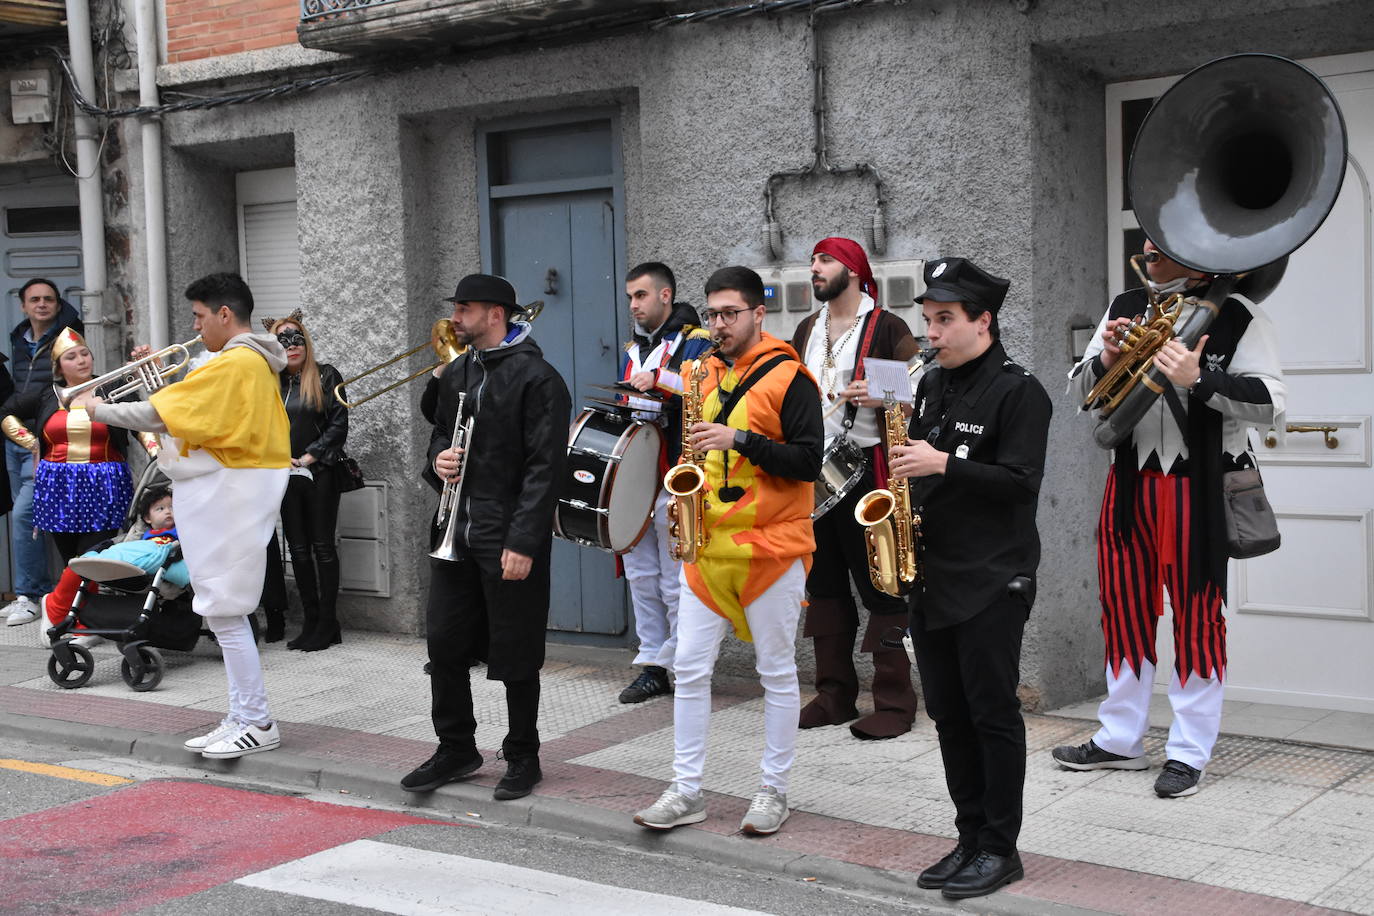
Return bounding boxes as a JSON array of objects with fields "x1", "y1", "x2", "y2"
[
  {"x1": 445, "y1": 274, "x2": 522, "y2": 312},
  {"x1": 916, "y1": 257, "x2": 1010, "y2": 312}
]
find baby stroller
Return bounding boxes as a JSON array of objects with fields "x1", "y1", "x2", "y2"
[{"x1": 43, "y1": 462, "x2": 257, "y2": 691}]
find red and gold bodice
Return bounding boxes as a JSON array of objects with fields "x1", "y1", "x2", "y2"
[{"x1": 42, "y1": 407, "x2": 123, "y2": 464}]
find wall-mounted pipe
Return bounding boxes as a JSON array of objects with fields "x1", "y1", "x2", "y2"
[
  {"x1": 761, "y1": 10, "x2": 888, "y2": 261},
  {"x1": 134, "y1": 0, "x2": 168, "y2": 349},
  {"x1": 62, "y1": 0, "x2": 109, "y2": 362}
]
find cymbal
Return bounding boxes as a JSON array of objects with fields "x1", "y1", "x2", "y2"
[{"x1": 583, "y1": 395, "x2": 641, "y2": 411}]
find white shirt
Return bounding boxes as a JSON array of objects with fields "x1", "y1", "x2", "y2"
[{"x1": 802, "y1": 295, "x2": 881, "y2": 449}]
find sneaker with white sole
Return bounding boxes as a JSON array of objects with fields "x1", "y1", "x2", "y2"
[
  {"x1": 201, "y1": 720, "x2": 281, "y2": 759},
  {"x1": 634, "y1": 788, "x2": 707, "y2": 830},
  {"x1": 740, "y1": 786, "x2": 789, "y2": 835},
  {"x1": 184, "y1": 717, "x2": 240, "y2": 752},
  {"x1": 1154, "y1": 759, "x2": 1203, "y2": 798},
  {"x1": 1051, "y1": 739, "x2": 1148, "y2": 771},
  {"x1": 4, "y1": 596, "x2": 39, "y2": 627}
]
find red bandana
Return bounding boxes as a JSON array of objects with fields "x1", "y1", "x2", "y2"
[{"x1": 812, "y1": 237, "x2": 878, "y2": 305}]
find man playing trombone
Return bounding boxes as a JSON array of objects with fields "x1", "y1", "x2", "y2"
[{"x1": 401, "y1": 274, "x2": 570, "y2": 802}]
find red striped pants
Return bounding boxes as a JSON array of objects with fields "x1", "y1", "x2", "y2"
[{"x1": 1097, "y1": 468, "x2": 1226, "y2": 684}]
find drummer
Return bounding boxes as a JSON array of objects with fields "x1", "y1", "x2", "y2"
[
  {"x1": 788, "y1": 237, "x2": 922, "y2": 740},
  {"x1": 617, "y1": 262, "x2": 715, "y2": 704}
]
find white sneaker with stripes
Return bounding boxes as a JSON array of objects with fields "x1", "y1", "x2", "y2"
[
  {"x1": 201, "y1": 720, "x2": 281, "y2": 759},
  {"x1": 183, "y1": 717, "x2": 239, "y2": 752}
]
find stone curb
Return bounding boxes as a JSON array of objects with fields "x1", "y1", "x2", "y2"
[{"x1": 0, "y1": 709, "x2": 1093, "y2": 915}]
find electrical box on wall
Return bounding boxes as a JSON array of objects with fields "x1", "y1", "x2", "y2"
[
  {"x1": 9, "y1": 71, "x2": 53, "y2": 125},
  {"x1": 756, "y1": 258, "x2": 927, "y2": 343}
]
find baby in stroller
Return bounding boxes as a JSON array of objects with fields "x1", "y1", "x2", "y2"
[{"x1": 42, "y1": 481, "x2": 201, "y2": 691}]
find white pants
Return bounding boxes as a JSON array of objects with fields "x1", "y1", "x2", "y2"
[
  {"x1": 204, "y1": 615, "x2": 271, "y2": 727},
  {"x1": 671, "y1": 559, "x2": 805, "y2": 796},
  {"x1": 623, "y1": 490, "x2": 680, "y2": 669},
  {"x1": 174, "y1": 465, "x2": 287, "y2": 729},
  {"x1": 1092, "y1": 660, "x2": 1224, "y2": 770}
]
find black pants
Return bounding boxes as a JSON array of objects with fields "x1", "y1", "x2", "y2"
[
  {"x1": 426, "y1": 548, "x2": 550, "y2": 759},
  {"x1": 805, "y1": 463, "x2": 907, "y2": 638},
  {"x1": 52, "y1": 529, "x2": 117, "y2": 564},
  {"x1": 911, "y1": 593, "x2": 1027, "y2": 856},
  {"x1": 261, "y1": 470, "x2": 340, "y2": 615}
]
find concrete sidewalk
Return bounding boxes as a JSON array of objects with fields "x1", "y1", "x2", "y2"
[{"x1": 1, "y1": 623, "x2": 1371, "y2": 915}]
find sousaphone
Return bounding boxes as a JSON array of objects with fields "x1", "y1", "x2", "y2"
[{"x1": 1092, "y1": 53, "x2": 1347, "y2": 450}]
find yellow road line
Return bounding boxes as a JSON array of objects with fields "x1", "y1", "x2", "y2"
[{"x1": 0, "y1": 759, "x2": 134, "y2": 787}]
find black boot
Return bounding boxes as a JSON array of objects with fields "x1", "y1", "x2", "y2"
[
  {"x1": 493, "y1": 756, "x2": 542, "y2": 800},
  {"x1": 286, "y1": 606, "x2": 317, "y2": 650},
  {"x1": 799, "y1": 631, "x2": 860, "y2": 728},
  {"x1": 262, "y1": 608, "x2": 286, "y2": 643}
]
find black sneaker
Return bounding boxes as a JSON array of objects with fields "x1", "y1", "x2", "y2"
[
  {"x1": 1051, "y1": 739, "x2": 1148, "y2": 771},
  {"x1": 400, "y1": 747, "x2": 482, "y2": 792},
  {"x1": 1154, "y1": 759, "x2": 1202, "y2": 797},
  {"x1": 493, "y1": 756, "x2": 542, "y2": 800},
  {"x1": 619, "y1": 666, "x2": 672, "y2": 704}
]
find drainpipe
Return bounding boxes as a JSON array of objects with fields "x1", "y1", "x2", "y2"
[
  {"x1": 63, "y1": 0, "x2": 109, "y2": 363},
  {"x1": 133, "y1": 0, "x2": 168, "y2": 349}
]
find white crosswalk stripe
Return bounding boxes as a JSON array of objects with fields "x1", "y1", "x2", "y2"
[{"x1": 236, "y1": 838, "x2": 770, "y2": 915}]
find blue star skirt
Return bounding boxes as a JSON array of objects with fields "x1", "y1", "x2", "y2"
[{"x1": 33, "y1": 459, "x2": 134, "y2": 533}]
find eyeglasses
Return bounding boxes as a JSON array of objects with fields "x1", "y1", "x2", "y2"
[
  {"x1": 277, "y1": 331, "x2": 306, "y2": 348},
  {"x1": 700, "y1": 307, "x2": 753, "y2": 326}
]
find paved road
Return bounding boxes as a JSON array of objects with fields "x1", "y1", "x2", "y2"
[{"x1": 1, "y1": 735, "x2": 945, "y2": 916}]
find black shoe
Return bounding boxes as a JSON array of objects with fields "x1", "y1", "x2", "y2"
[
  {"x1": 917, "y1": 843, "x2": 976, "y2": 889},
  {"x1": 297, "y1": 623, "x2": 341, "y2": 652},
  {"x1": 1051, "y1": 739, "x2": 1148, "y2": 771},
  {"x1": 400, "y1": 747, "x2": 482, "y2": 792},
  {"x1": 262, "y1": 609, "x2": 286, "y2": 643},
  {"x1": 941, "y1": 850, "x2": 1024, "y2": 899},
  {"x1": 493, "y1": 756, "x2": 542, "y2": 800},
  {"x1": 619, "y1": 666, "x2": 671, "y2": 704},
  {"x1": 1154, "y1": 759, "x2": 1202, "y2": 797}
]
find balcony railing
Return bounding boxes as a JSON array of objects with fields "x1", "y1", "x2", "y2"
[{"x1": 300, "y1": 0, "x2": 403, "y2": 24}]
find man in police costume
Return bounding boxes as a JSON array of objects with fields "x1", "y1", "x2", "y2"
[
  {"x1": 401, "y1": 274, "x2": 571, "y2": 802},
  {"x1": 888, "y1": 257, "x2": 1051, "y2": 900}
]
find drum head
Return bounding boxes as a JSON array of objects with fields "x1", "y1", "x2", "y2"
[
  {"x1": 606, "y1": 422, "x2": 663, "y2": 552},
  {"x1": 813, "y1": 437, "x2": 866, "y2": 519}
]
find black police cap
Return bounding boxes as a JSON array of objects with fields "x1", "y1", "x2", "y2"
[
  {"x1": 916, "y1": 257, "x2": 1010, "y2": 312},
  {"x1": 445, "y1": 274, "x2": 523, "y2": 312}
]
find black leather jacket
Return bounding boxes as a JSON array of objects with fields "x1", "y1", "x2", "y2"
[{"x1": 280, "y1": 363, "x2": 349, "y2": 465}]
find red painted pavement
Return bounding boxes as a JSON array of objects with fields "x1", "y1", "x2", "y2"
[{"x1": 1, "y1": 780, "x2": 446, "y2": 915}]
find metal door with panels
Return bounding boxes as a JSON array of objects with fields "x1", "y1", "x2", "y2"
[
  {"x1": 1106, "y1": 52, "x2": 1374, "y2": 712},
  {"x1": 478, "y1": 113, "x2": 628, "y2": 636}
]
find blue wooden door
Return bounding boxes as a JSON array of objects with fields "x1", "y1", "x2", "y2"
[{"x1": 491, "y1": 187, "x2": 626, "y2": 635}]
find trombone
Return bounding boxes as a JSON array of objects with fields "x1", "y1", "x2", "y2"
[
  {"x1": 334, "y1": 300, "x2": 544, "y2": 409},
  {"x1": 57, "y1": 336, "x2": 202, "y2": 408}
]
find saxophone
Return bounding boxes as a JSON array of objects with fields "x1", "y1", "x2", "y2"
[
  {"x1": 854, "y1": 396, "x2": 921, "y2": 597},
  {"x1": 663, "y1": 346, "x2": 718, "y2": 563}
]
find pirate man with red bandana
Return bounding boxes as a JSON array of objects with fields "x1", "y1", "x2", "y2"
[{"x1": 788, "y1": 237, "x2": 921, "y2": 739}]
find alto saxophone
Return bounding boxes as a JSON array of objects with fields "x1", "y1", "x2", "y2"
[
  {"x1": 854, "y1": 395, "x2": 921, "y2": 597},
  {"x1": 663, "y1": 346, "x2": 718, "y2": 563}
]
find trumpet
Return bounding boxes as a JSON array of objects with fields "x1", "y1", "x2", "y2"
[
  {"x1": 57, "y1": 336, "x2": 202, "y2": 408},
  {"x1": 336, "y1": 300, "x2": 544, "y2": 409}
]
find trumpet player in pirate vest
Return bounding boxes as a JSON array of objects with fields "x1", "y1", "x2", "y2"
[
  {"x1": 1053, "y1": 239, "x2": 1285, "y2": 799},
  {"x1": 616, "y1": 262, "x2": 714, "y2": 704},
  {"x1": 790, "y1": 236, "x2": 921, "y2": 740},
  {"x1": 633, "y1": 266, "x2": 821, "y2": 836},
  {"x1": 401, "y1": 274, "x2": 571, "y2": 803}
]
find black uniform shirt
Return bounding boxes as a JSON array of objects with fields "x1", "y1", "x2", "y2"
[{"x1": 906, "y1": 340, "x2": 1052, "y2": 630}]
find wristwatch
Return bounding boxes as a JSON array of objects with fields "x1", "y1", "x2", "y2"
[{"x1": 1188, "y1": 373, "x2": 1204, "y2": 395}]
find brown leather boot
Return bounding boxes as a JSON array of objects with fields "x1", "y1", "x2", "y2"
[
  {"x1": 850, "y1": 647, "x2": 918, "y2": 739},
  {"x1": 799, "y1": 632, "x2": 860, "y2": 728}
]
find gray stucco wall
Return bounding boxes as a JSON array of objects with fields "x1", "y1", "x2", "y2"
[{"x1": 103, "y1": 0, "x2": 1374, "y2": 709}]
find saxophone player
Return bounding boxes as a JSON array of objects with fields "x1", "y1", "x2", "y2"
[
  {"x1": 634, "y1": 266, "x2": 822, "y2": 836},
  {"x1": 401, "y1": 274, "x2": 571, "y2": 802},
  {"x1": 886, "y1": 257, "x2": 1051, "y2": 900}
]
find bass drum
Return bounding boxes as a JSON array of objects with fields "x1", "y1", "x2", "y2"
[{"x1": 554, "y1": 407, "x2": 663, "y2": 554}]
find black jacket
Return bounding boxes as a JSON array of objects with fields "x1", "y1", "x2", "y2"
[
  {"x1": 281, "y1": 363, "x2": 349, "y2": 465},
  {"x1": 6, "y1": 300, "x2": 85, "y2": 394},
  {"x1": 906, "y1": 341, "x2": 1052, "y2": 630},
  {"x1": 424, "y1": 329, "x2": 571, "y2": 559}
]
